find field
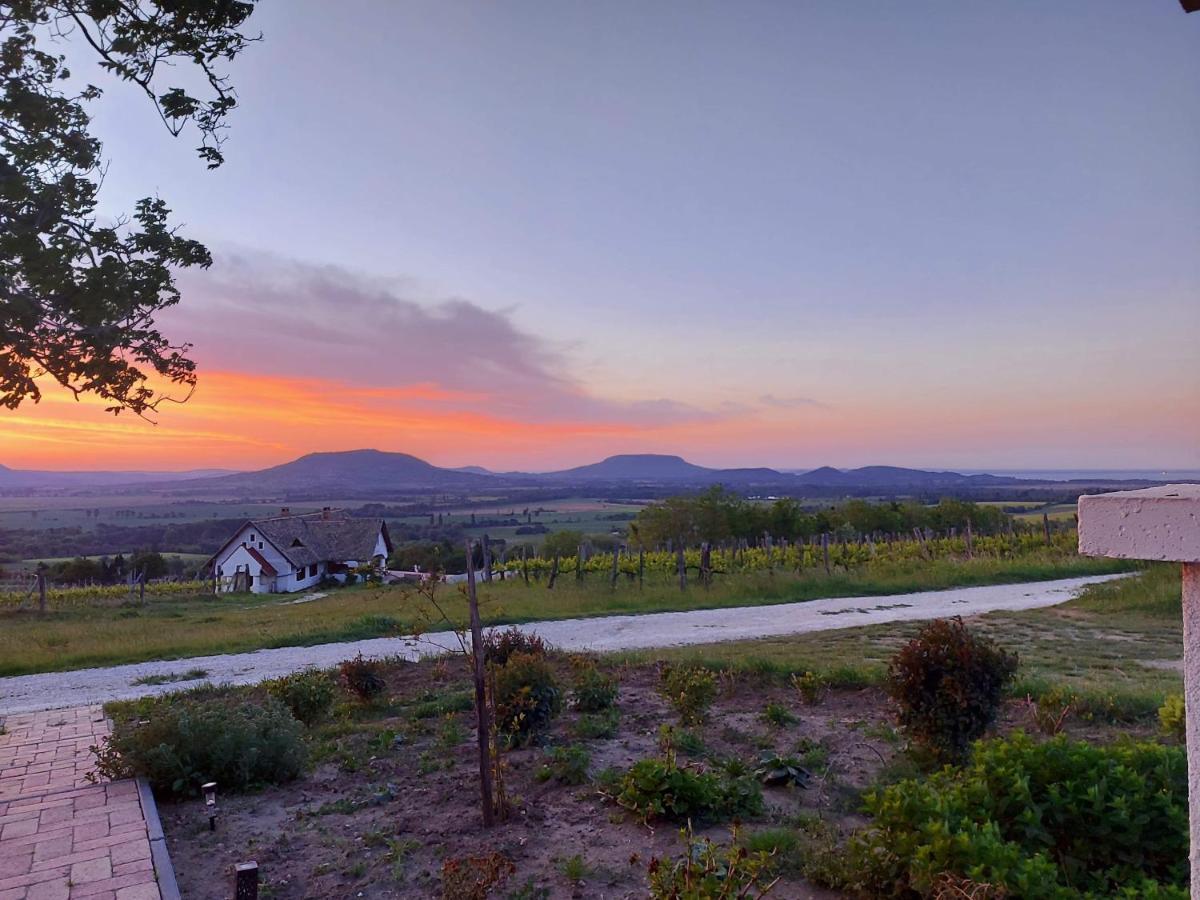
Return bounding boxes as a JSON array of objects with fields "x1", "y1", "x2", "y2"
[
  {"x1": 0, "y1": 544, "x2": 1130, "y2": 675},
  {"x1": 124, "y1": 568, "x2": 1183, "y2": 899}
]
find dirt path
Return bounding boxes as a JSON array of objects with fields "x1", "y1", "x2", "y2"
[{"x1": 0, "y1": 574, "x2": 1124, "y2": 716}]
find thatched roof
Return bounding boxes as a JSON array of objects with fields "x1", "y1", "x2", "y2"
[{"x1": 217, "y1": 510, "x2": 392, "y2": 570}]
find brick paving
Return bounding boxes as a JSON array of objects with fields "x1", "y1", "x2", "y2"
[{"x1": 0, "y1": 707, "x2": 162, "y2": 900}]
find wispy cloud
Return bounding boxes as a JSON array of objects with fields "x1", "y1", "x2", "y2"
[
  {"x1": 167, "y1": 251, "x2": 716, "y2": 427},
  {"x1": 758, "y1": 393, "x2": 827, "y2": 410}
]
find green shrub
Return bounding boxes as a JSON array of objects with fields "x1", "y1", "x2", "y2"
[
  {"x1": 761, "y1": 702, "x2": 796, "y2": 727},
  {"x1": 493, "y1": 651, "x2": 562, "y2": 743},
  {"x1": 93, "y1": 695, "x2": 306, "y2": 797},
  {"x1": 843, "y1": 732, "x2": 1188, "y2": 897},
  {"x1": 265, "y1": 668, "x2": 336, "y2": 725},
  {"x1": 612, "y1": 755, "x2": 762, "y2": 824},
  {"x1": 1160, "y1": 693, "x2": 1186, "y2": 742},
  {"x1": 537, "y1": 744, "x2": 591, "y2": 785},
  {"x1": 571, "y1": 666, "x2": 619, "y2": 712},
  {"x1": 659, "y1": 665, "x2": 718, "y2": 725},
  {"x1": 885, "y1": 617, "x2": 1017, "y2": 761},
  {"x1": 791, "y1": 670, "x2": 827, "y2": 705},
  {"x1": 573, "y1": 708, "x2": 620, "y2": 740},
  {"x1": 648, "y1": 825, "x2": 776, "y2": 899},
  {"x1": 753, "y1": 751, "x2": 810, "y2": 787},
  {"x1": 339, "y1": 654, "x2": 387, "y2": 702},
  {"x1": 483, "y1": 626, "x2": 547, "y2": 666}
]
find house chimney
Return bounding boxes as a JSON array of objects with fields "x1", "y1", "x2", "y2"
[
  {"x1": 280, "y1": 507, "x2": 290, "y2": 516},
  {"x1": 322, "y1": 506, "x2": 331, "y2": 520}
]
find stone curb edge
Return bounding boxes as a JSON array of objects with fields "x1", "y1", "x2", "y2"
[{"x1": 136, "y1": 776, "x2": 181, "y2": 900}]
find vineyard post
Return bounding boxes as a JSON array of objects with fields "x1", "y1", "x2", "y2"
[
  {"x1": 965, "y1": 519, "x2": 974, "y2": 559},
  {"x1": 676, "y1": 540, "x2": 687, "y2": 591},
  {"x1": 610, "y1": 548, "x2": 620, "y2": 588},
  {"x1": 576, "y1": 544, "x2": 585, "y2": 582},
  {"x1": 521, "y1": 546, "x2": 529, "y2": 585},
  {"x1": 482, "y1": 534, "x2": 493, "y2": 583},
  {"x1": 821, "y1": 533, "x2": 831, "y2": 575},
  {"x1": 638, "y1": 549, "x2": 645, "y2": 588},
  {"x1": 138, "y1": 570, "x2": 145, "y2": 604},
  {"x1": 1077, "y1": 486, "x2": 1200, "y2": 891},
  {"x1": 1042, "y1": 513, "x2": 1052, "y2": 546},
  {"x1": 547, "y1": 555, "x2": 559, "y2": 589},
  {"x1": 36, "y1": 566, "x2": 46, "y2": 614},
  {"x1": 463, "y1": 540, "x2": 495, "y2": 827},
  {"x1": 700, "y1": 543, "x2": 712, "y2": 588}
]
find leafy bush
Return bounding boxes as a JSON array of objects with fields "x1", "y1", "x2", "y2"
[
  {"x1": 1160, "y1": 693, "x2": 1185, "y2": 742},
  {"x1": 761, "y1": 702, "x2": 796, "y2": 727},
  {"x1": 791, "y1": 670, "x2": 827, "y2": 705},
  {"x1": 573, "y1": 708, "x2": 620, "y2": 740},
  {"x1": 844, "y1": 732, "x2": 1188, "y2": 898},
  {"x1": 753, "y1": 751, "x2": 810, "y2": 787},
  {"x1": 536, "y1": 744, "x2": 591, "y2": 785},
  {"x1": 93, "y1": 695, "x2": 306, "y2": 797},
  {"x1": 483, "y1": 626, "x2": 547, "y2": 666},
  {"x1": 571, "y1": 665, "x2": 619, "y2": 712},
  {"x1": 659, "y1": 665, "x2": 718, "y2": 725},
  {"x1": 612, "y1": 755, "x2": 762, "y2": 824},
  {"x1": 339, "y1": 653, "x2": 387, "y2": 702},
  {"x1": 648, "y1": 824, "x2": 777, "y2": 899},
  {"x1": 885, "y1": 617, "x2": 1017, "y2": 761},
  {"x1": 264, "y1": 668, "x2": 336, "y2": 725},
  {"x1": 493, "y1": 651, "x2": 562, "y2": 743}
]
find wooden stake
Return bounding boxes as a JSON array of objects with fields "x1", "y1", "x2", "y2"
[
  {"x1": 821, "y1": 533, "x2": 831, "y2": 575},
  {"x1": 676, "y1": 540, "x2": 687, "y2": 591},
  {"x1": 547, "y1": 554, "x2": 559, "y2": 590},
  {"x1": 965, "y1": 519, "x2": 974, "y2": 559},
  {"x1": 610, "y1": 548, "x2": 620, "y2": 588},
  {"x1": 464, "y1": 542, "x2": 495, "y2": 827},
  {"x1": 482, "y1": 534, "x2": 493, "y2": 583}
]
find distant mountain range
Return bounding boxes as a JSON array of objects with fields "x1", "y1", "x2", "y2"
[
  {"x1": 0, "y1": 463, "x2": 236, "y2": 489},
  {"x1": 2, "y1": 449, "x2": 1186, "y2": 497}
]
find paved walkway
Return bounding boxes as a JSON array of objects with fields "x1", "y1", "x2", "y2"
[
  {"x1": 0, "y1": 708, "x2": 162, "y2": 900},
  {"x1": 0, "y1": 573, "x2": 1125, "y2": 717}
]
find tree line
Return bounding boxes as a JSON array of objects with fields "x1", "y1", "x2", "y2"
[{"x1": 627, "y1": 488, "x2": 1015, "y2": 548}]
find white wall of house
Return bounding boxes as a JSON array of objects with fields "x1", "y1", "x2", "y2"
[
  {"x1": 216, "y1": 543, "x2": 277, "y2": 594},
  {"x1": 213, "y1": 523, "x2": 387, "y2": 594}
]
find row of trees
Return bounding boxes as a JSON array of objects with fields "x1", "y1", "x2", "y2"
[
  {"x1": 39, "y1": 552, "x2": 179, "y2": 585},
  {"x1": 627, "y1": 488, "x2": 1016, "y2": 548}
]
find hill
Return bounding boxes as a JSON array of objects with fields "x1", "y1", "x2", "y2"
[{"x1": 197, "y1": 449, "x2": 488, "y2": 494}]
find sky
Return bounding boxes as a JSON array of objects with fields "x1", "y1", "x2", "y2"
[{"x1": 3, "y1": 1, "x2": 1198, "y2": 472}]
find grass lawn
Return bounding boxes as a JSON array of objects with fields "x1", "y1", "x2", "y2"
[
  {"x1": 0, "y1": 552, "x2": 1129, "y2": 676},
  {"x1": 619, "y1": 563, "x2": 1182, "y2": 720}
]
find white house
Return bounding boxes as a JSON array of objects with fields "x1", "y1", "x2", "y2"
[{"x1": 208, "y1": 508, "x2": 392, "y2": 594}]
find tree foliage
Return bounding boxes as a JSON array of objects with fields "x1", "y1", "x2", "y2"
[
  {"x1": 0, "y1": 0, "x2": 258, "y2": 415},
  {"x1": 629, "y1": 487, "x2": 1012, "y2": 547}
]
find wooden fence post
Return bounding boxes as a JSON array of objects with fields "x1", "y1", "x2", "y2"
[
  {"x1": 36, "y1": 567, "x2": 46, "y2": 614},
  {"x1": 676, "y1": 540, "x2": 687, "y2": 591},
  {"x1": 234, "y1": 861, "x2": 258, "y2": 900},
  {"x1": 965, "y1": 519, "x2": 974, "y2": 559},
  {"x1": 521, "y1": 546, "x2": 529, "y2": 585},
  {"x1": 464, "y1": 541, "x2": 495, "y2": 827},
  {"x1": 547, "y1": 555, "x2": 559, "y2": 590},
  {"x1": 482, "y1": 534, "x2": 493, "y2": 583},
  {"x1": 610, "y1": 548, "x2": 620, "y2": 588},
  {"x1": 638, "y1": 549, "x2": 645, "y2": 588},
  {"x1": 576, "y1": 544, "x2": 585, "y2": 582},
  {"x1": 821, "y1": 533, "x2": 831, "y2": 575},
  {"x1": 1043, "y1": 513, "x2": 1052, "y2": 546}
]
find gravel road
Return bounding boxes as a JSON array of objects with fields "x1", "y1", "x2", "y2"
[{"x1": 0, "y1": 573, "x2": 1124, "y2": 716}]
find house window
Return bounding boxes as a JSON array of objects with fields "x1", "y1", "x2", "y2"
[
  {"x1": 249, "y1": 533, "x2": 255, "y2": 542},
  {"x1": 309, "y1": 564, "x2": 318, "y2": 577},
  {"x1": 296, "y1": 568, "x2": 304, "y2": 580},
  {"x1": 258, "y1": 542, "x2": 264, "y2": 550}
]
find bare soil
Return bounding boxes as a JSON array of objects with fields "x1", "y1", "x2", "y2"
[{"x1": 158, "y1": 655, "x2": 1146, "y2": 900}]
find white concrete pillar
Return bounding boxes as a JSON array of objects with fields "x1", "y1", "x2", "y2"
[{"x1": 1077, "y1": 485, "x2": 1200, "y2": 889}]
